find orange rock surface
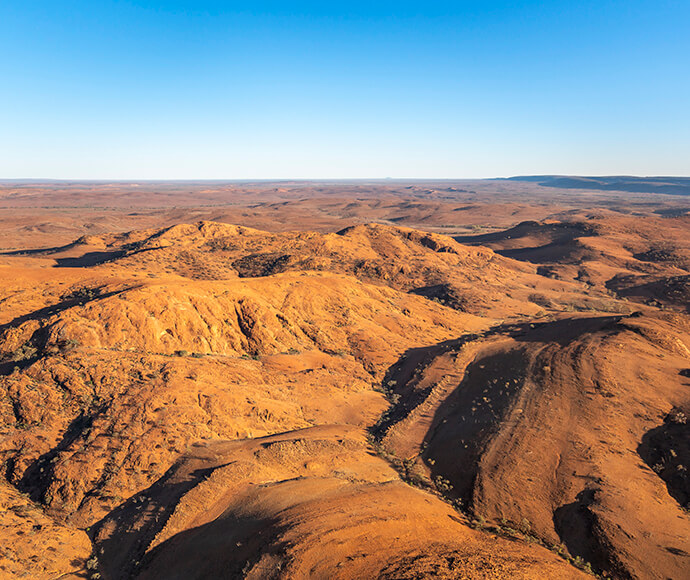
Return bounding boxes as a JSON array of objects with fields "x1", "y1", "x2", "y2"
[{"x1": 0, "y1": 182, "x2": 688, "y2": 579}]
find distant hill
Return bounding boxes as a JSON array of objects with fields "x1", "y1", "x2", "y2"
[{"x1": 507, "y1": 175, "x2": 690, "y2": 195}]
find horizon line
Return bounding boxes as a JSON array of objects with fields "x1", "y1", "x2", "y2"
[{"x1": 2, "y1": 175, "x2": 690, "y2": 183}]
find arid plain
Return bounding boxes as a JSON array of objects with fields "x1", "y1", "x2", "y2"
[{"x1": 0, "y1": 179, "x2": 688, "y2": 579}]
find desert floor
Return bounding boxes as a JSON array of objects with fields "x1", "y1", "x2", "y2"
[{"x1": 0, "y1": 180, "x2": 688, "y2": 579}]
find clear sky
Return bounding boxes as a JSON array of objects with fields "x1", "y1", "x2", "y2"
[{"x1": 1, "y1": 1, "x2": 688, "y2": 179}]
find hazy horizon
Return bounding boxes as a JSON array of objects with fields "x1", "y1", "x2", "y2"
[{"x1": 3, "y1": 175, "x2": 690, "y2": 183}]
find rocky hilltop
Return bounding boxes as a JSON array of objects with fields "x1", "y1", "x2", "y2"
[{"x1": 0, "y1": 218, "x2": 688, "y2": 579}]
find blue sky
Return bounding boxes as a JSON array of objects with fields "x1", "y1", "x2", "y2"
[{"x1": 1, "y1": 1, "x2": 688, "y2": 178}]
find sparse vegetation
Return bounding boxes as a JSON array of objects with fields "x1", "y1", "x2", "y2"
[{"x1": 0, "y1": 187, "x2": 688, "y2": 579}]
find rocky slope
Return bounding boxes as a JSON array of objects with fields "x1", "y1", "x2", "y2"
[{"x1": 0, "y1": 218, "x2": 688, "y2": 579}]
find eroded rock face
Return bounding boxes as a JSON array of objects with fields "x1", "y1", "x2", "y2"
[
  {"x1": 0, "y1": 481, "x2": 92, "y2": 578},
  {"x1": 0, "y1": 217, "x2": 688, "y2": 579},
  {"x1": 377, "y1": 313, "x2": 690, "y2": 579}
]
